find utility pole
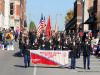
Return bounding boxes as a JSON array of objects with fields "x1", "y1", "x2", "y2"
[{"x1": 60, "y1": 14, "x2": 63, "y2": 31}]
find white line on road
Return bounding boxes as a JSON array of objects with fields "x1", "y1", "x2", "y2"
[{"x1": 33, "y1": 64, "x2": 36, "y2": 75}]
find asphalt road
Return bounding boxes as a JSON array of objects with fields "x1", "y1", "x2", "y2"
[{"x1": 0, "y1": 41, "x2": 100, "y2": 75}]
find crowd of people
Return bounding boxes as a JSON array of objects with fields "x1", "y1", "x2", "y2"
[
  {"x1": 0, "y1": 29, "x2": 19, "y2": 51},
  {"x1": 18, "y1": 29, "x2": 100, "y2": 69},
  {"x1": 0, "y1": 29, "x2": 100, "y2": 69}
]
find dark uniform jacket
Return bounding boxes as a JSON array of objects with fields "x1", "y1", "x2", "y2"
[
  {"x1": 70, "y1": 45, "x2": 77, "y2": 58},
  {"x1": 56, "y1": 40, "x2": 62, "y2": 49},
  {"x1": 19, "y1": 41, "x2": 24, "y2": 49},
  {"x1": 63, "y1": 42, "x2": 69, "y2": 50},
  {"x1": 32, "y1": 42, "x2": 39, "y2": 50},
  {"x1": 69, "y1": 41, "x2": 73, "y2": 50},
  {"x1": 83, "y1": 43, "x2": 91, "y2": 56},
  {"x1": 45, "y1": 41, "x2": 50, "y2": 50},
  {"x1": 23, "y1": 43, "x2": 31, "y2": 55},
  {"x1": 77, "y1": 41, "x2": 82, "y2": 50}
]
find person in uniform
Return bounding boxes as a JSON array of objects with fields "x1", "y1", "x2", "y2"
[
  {"x1": 77, "y1": 37, "x2": 82, "y2": 58},
  {"x1": 68, "y1": 37, "x2": 73, "y2": 58},
  {"x1": 70, "y1": 41, "x2": 78, "y2": 69},
  {"x1": 19, "y1": 38, "x2": 24, "y2": 57},
  {"x1": 45, "y1": 39, "x2": 50, "y2": 50},
  {"x1": 82, "y1": 38, "x2": 92, "y2": 70},
  {"x1": 32, "y1": 38, "x2": 39, "y2": 50},
  {"x1": 40, "y1": 37, "x2": 46, "y2": 50},
  {"x1": 22, "y1": 39, "x2": 31, "y2": 68},
  {"x1": 61, "y1": 35, "x2": 65, "y2": 50},
  {"x1": 56, "y1": 36, "x2": 62, "y2": 50},
  {"x1": 48, "y1": 38, "x2": 53, "y2": 50},
  {"x1": 63, "y1": 38, "x2": 69, "y2": 51}
]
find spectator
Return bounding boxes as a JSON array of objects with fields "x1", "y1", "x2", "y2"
[
  {"x1": 5, "y1": 31, "x2": 12, "y2": 50},
  {"x1": 15, "y1": 30, "x2": 19, "y2": 42}
]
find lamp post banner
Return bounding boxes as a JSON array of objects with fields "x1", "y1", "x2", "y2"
[{"x1": 30, "y1": 50, "x2": 69, "y2": 67}]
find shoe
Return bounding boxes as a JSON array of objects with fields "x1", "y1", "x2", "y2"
[
  {"x1": 88, "y1": 67, "x2": 90, "y2": 70},
  {"x1": 84, "y1": 67, "x2": 86, "y2": 69},
  {"x1": 70, "y1": 67, "x2": 73, "y2": 69},
  {"x1": 25, "y1": 66, "x2": 27, "y2": 68},
  {"x1": 73, "y1": 68, "x2": 75, "y2": 69},
  {"x1": 28, "y1": 64, "x2": 30, "y2": 67}
]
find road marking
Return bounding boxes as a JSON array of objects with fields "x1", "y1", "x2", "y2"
[{"x1": 33, "y1": 64, "x2": 36, "y2": 75}]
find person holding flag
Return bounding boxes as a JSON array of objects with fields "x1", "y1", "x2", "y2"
[{"x1": 37, "y1": 14, "x2": 46, "y2": 37}]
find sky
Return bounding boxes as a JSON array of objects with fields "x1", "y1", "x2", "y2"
[{"x1": 26, "y1": 0, "x2": 75, "y2": 31}]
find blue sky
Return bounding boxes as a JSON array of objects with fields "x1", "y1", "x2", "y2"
[{"x1": 26, "y1": 0, "x2": 75, "y2": 31}]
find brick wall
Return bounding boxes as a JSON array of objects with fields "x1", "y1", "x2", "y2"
[{"x1": 0, "y1": 0, "x2": 5, "y2": 16}]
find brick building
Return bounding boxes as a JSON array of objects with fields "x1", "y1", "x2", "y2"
[
  {"x1": 0, "y1": 0, "x2": 5, "y2": 29},
  {"x1": 65, "y1": 0, "x2": 98, "y2": 35},
  {"x1": 93, "y1": 0, "x2": 100, "y2": 33},
  {"x1": 82, "y1": 0, "x2": 100, "y2": 36},
  {"x1": 4, "y1": 0, "x2": 10, "y2": 29},
  {"x1": 10, "y1": 0, "x2": 26, "y2": 31},
  {"x1": 65, "y1": 0, "x2": 83, "y2": 33}
]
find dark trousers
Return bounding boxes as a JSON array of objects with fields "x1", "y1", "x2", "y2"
[
  {"x1": 78, "y1": 49, "x2": 81, "y2": 58},
  {"x1": 83, "y1": 55, "x2": 90, "y2": 68},
  {"x1": 20, "y1": 48, "x2": 23, "y2": 56},
  {"x1": 24, "y1": 55, "x2": 30, "y2": 67},
  {"x1": 71, "y1": 57, "x2": 76, "y2": 68}
]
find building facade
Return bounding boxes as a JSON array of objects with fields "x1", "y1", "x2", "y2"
[
  {"x1": 0, "y1": 0, "x2": 26, "y2": 31},
  {"x1": 65, "y1": 0, "x2": 99, "y2": 36},
  {"x1": 4, "y1": 0, "x2": 10, "y2": 29},
  {"x1": 0, "y1": 0, "x2": 5, "y2": 29},
  {"x1": 65, "y1": 0, "x2": 83, "y2": 33},
  {"x1": 81, "y1": 0, "x2": 94, "y2": 31},
  {"x1": 10, "y1": 0, "x2": 26, "y2": 31}
]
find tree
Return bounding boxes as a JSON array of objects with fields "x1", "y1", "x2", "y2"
[
  {"x1": 65, "y1": 10, "x2": 74, "y2": 24},
  {"x1": 29, "y1": 21, "x2": 36, "y2": 31}
]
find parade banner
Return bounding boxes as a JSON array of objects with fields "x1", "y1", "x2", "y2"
[{"x1": 30, "y1": 50, "x2": 69, "y2": 67}]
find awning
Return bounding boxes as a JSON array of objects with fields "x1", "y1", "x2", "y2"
[{"x1": 84, "y1": 16, "x2": 95, "y2": 24}]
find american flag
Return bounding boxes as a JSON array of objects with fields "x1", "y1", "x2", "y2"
[
  {"x1": 42, "y1": 16, "x2": 46, "y2": 29},
  {"x1": 37, "y1": 22, "x2": 42, "y2": 36},
  {"x1": 37, "y1": 14, "x2": 44, "y2": 36}
]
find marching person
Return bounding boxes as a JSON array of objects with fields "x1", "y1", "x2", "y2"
[
  {"x1": 22, "y1": 39, "x2": 31, "y2": 68},
  {"x1": 48, "y1": 38, "x2": 53, "y2": 50},
  {"x1": 77, "y1": 37, "x2": 82, "y2": 58},
  {"x1": 40, "y1": 38, "x2": 46, "y2": 50},
  {"x1": 82, "y1": 38, "x2": 92, "y2": 70},
  {"x1": 19, "y1": 38, "x2": 24, "y2": 57},
  {"x1": 68, "y1": 37, "x2": 73, "y2": 58},
  {"x1": 45, "y1": 39, "x2": 50, "y2": 50},
  {"x1": 70, "y1": 41, "x2": 78, "y2": 69},
  {"x1": 56, "y1": 36, "x2": 62, "y2": 50},
  {"x1": 63, "y1": 38, "x2": 69, "y2": 51},
  {"x1": 32, "y1": 38, "x2": 39, "y2": 50}
]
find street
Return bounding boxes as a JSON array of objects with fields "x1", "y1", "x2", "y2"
[{"x1": 0, "y1": 42, "x2": 100, "y2": 75}]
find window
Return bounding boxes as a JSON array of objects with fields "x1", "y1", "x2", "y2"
[{"x1": 10, "y1": 3, "x2": 13, "y2": 15}]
